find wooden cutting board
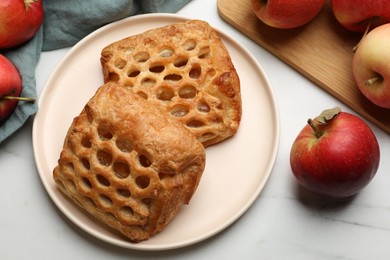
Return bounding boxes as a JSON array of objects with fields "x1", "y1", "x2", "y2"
[{"x1": 217, "y1": 0, "x2": 390, "y2": 134}]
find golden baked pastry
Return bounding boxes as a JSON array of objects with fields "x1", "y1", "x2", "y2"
[
  {"x1": 53, "y1": 82, "x2": 206, "y2": 242},
  {"x1": 100, "y1": 19, "x2": 242, "y2": 147}
]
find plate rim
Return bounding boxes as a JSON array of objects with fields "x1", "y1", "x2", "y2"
[{"x1": 32, "y1": 13, "x2": 280, "y2": 251}]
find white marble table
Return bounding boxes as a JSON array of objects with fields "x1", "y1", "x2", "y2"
[{"x1": 1, "y1": 0, "x2": 390, "y2": 259}]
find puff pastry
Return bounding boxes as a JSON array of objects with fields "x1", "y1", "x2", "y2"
[
  {"x1": 100, "y1": 19, "x2": 242, "y2": 147},
  {"x1": 53, "y1": 82, "x2": 206, "y2": 242}
]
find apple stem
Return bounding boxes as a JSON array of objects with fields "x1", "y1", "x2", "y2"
[
  {"x1": 307, "y1": 118, "x2": 322, "y2": 138},
  {"x1": 2, "y1": 96, "x2": 36, "y2": 102},
  {"x1": 352, "y1": 21, "x2": 371, "y2": 53},
  {"x1": 365, "y1": 76, "x2": 382, "y2": 87},
  {"x1": 24, "y1": 0, "x2": 39, "y2": 10}
]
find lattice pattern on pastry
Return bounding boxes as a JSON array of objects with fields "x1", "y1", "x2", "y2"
[
  {"x1": 54, "y1": 118, "x2": 160, "y2": 227},
  {"x1": 53, "y1": 83, "x2": 206, "y2": 242},
  {"x1": 101, "y1": 20, "x2": 242, "y2": 147}
]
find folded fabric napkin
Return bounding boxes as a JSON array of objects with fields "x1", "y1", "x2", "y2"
[{"x1": 0, "y1": 0, "x2": 191, "y2": 144}]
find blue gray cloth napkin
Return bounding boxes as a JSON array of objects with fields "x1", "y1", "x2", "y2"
[{"x1": 0, "y1": 0, "x2": 191, "y2": 144}]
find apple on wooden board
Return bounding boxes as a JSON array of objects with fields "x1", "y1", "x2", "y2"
[
  {"x1": 330, "y1": 0, "x2": 390, "y2": 33},
  {"x1": 0, "y1": 54, "x2": 35, "y2": 122},
  {"x1": 352, "y1": 23, "x2": 390, "y2": 109},
  {"x1": 0, "y1": 0, "x2": 44, "y2": 49},
  {"x1": 251, "y1": 0, "x2": 326, "y2": 29},
  {"x1": 290, "y1": 107, "x2": 380, "y2": 198}
]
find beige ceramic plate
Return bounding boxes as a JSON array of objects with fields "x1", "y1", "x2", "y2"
[{"x1": 33, "y1": 13, "x2": 279, "y2": 251}]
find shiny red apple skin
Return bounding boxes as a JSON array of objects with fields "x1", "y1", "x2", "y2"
[
  {"x1": 0, "y1": 0, "x2": 44, "y2": 49},
  {"x1": 352, "y1": 23, "x2": 390, "y2": 109},
  {"x1": 290, "y1": 112, "x2": 380, "y2": 198},
  {"x1": 252, "y1": 0, "x2": 326, "y2": 29},
  {"x1": 0, "y1": 54, "x2": 22, "y2": 122},
  {"x1": 330, "y1": 0, "x2": 390, "y2": 32}
]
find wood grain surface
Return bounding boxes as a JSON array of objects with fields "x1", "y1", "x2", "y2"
[{"x1": 217, "y1": 0, "x2": 390, "y2": 134}]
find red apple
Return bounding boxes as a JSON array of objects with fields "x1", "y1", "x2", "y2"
[
  {"x1": 290, "y1": 107, "x2": 380, "y2": 198},
  {"x1": 0, "y1": 54, "x2": 37, "y2": 122},
  {"x1": 330, "y1": 0, "x2": 390, "y2": 33},
  {"x1": 252, "y1": 0, "x2": 326, "y2": 29},
  {"x1": 0, "y1": 0, "x2": 44, "y2": 49},
  {"x1": 352, "y1": 23, "x2": 390, "y2": 109}
]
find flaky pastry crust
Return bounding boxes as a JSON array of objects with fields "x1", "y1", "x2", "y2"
[
  {"x1": 53, "y1": 82, "x2": 205, "y2": 242},
  {"x1": 101, "y1": 19, "x2": 242, "y2": 147}
]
